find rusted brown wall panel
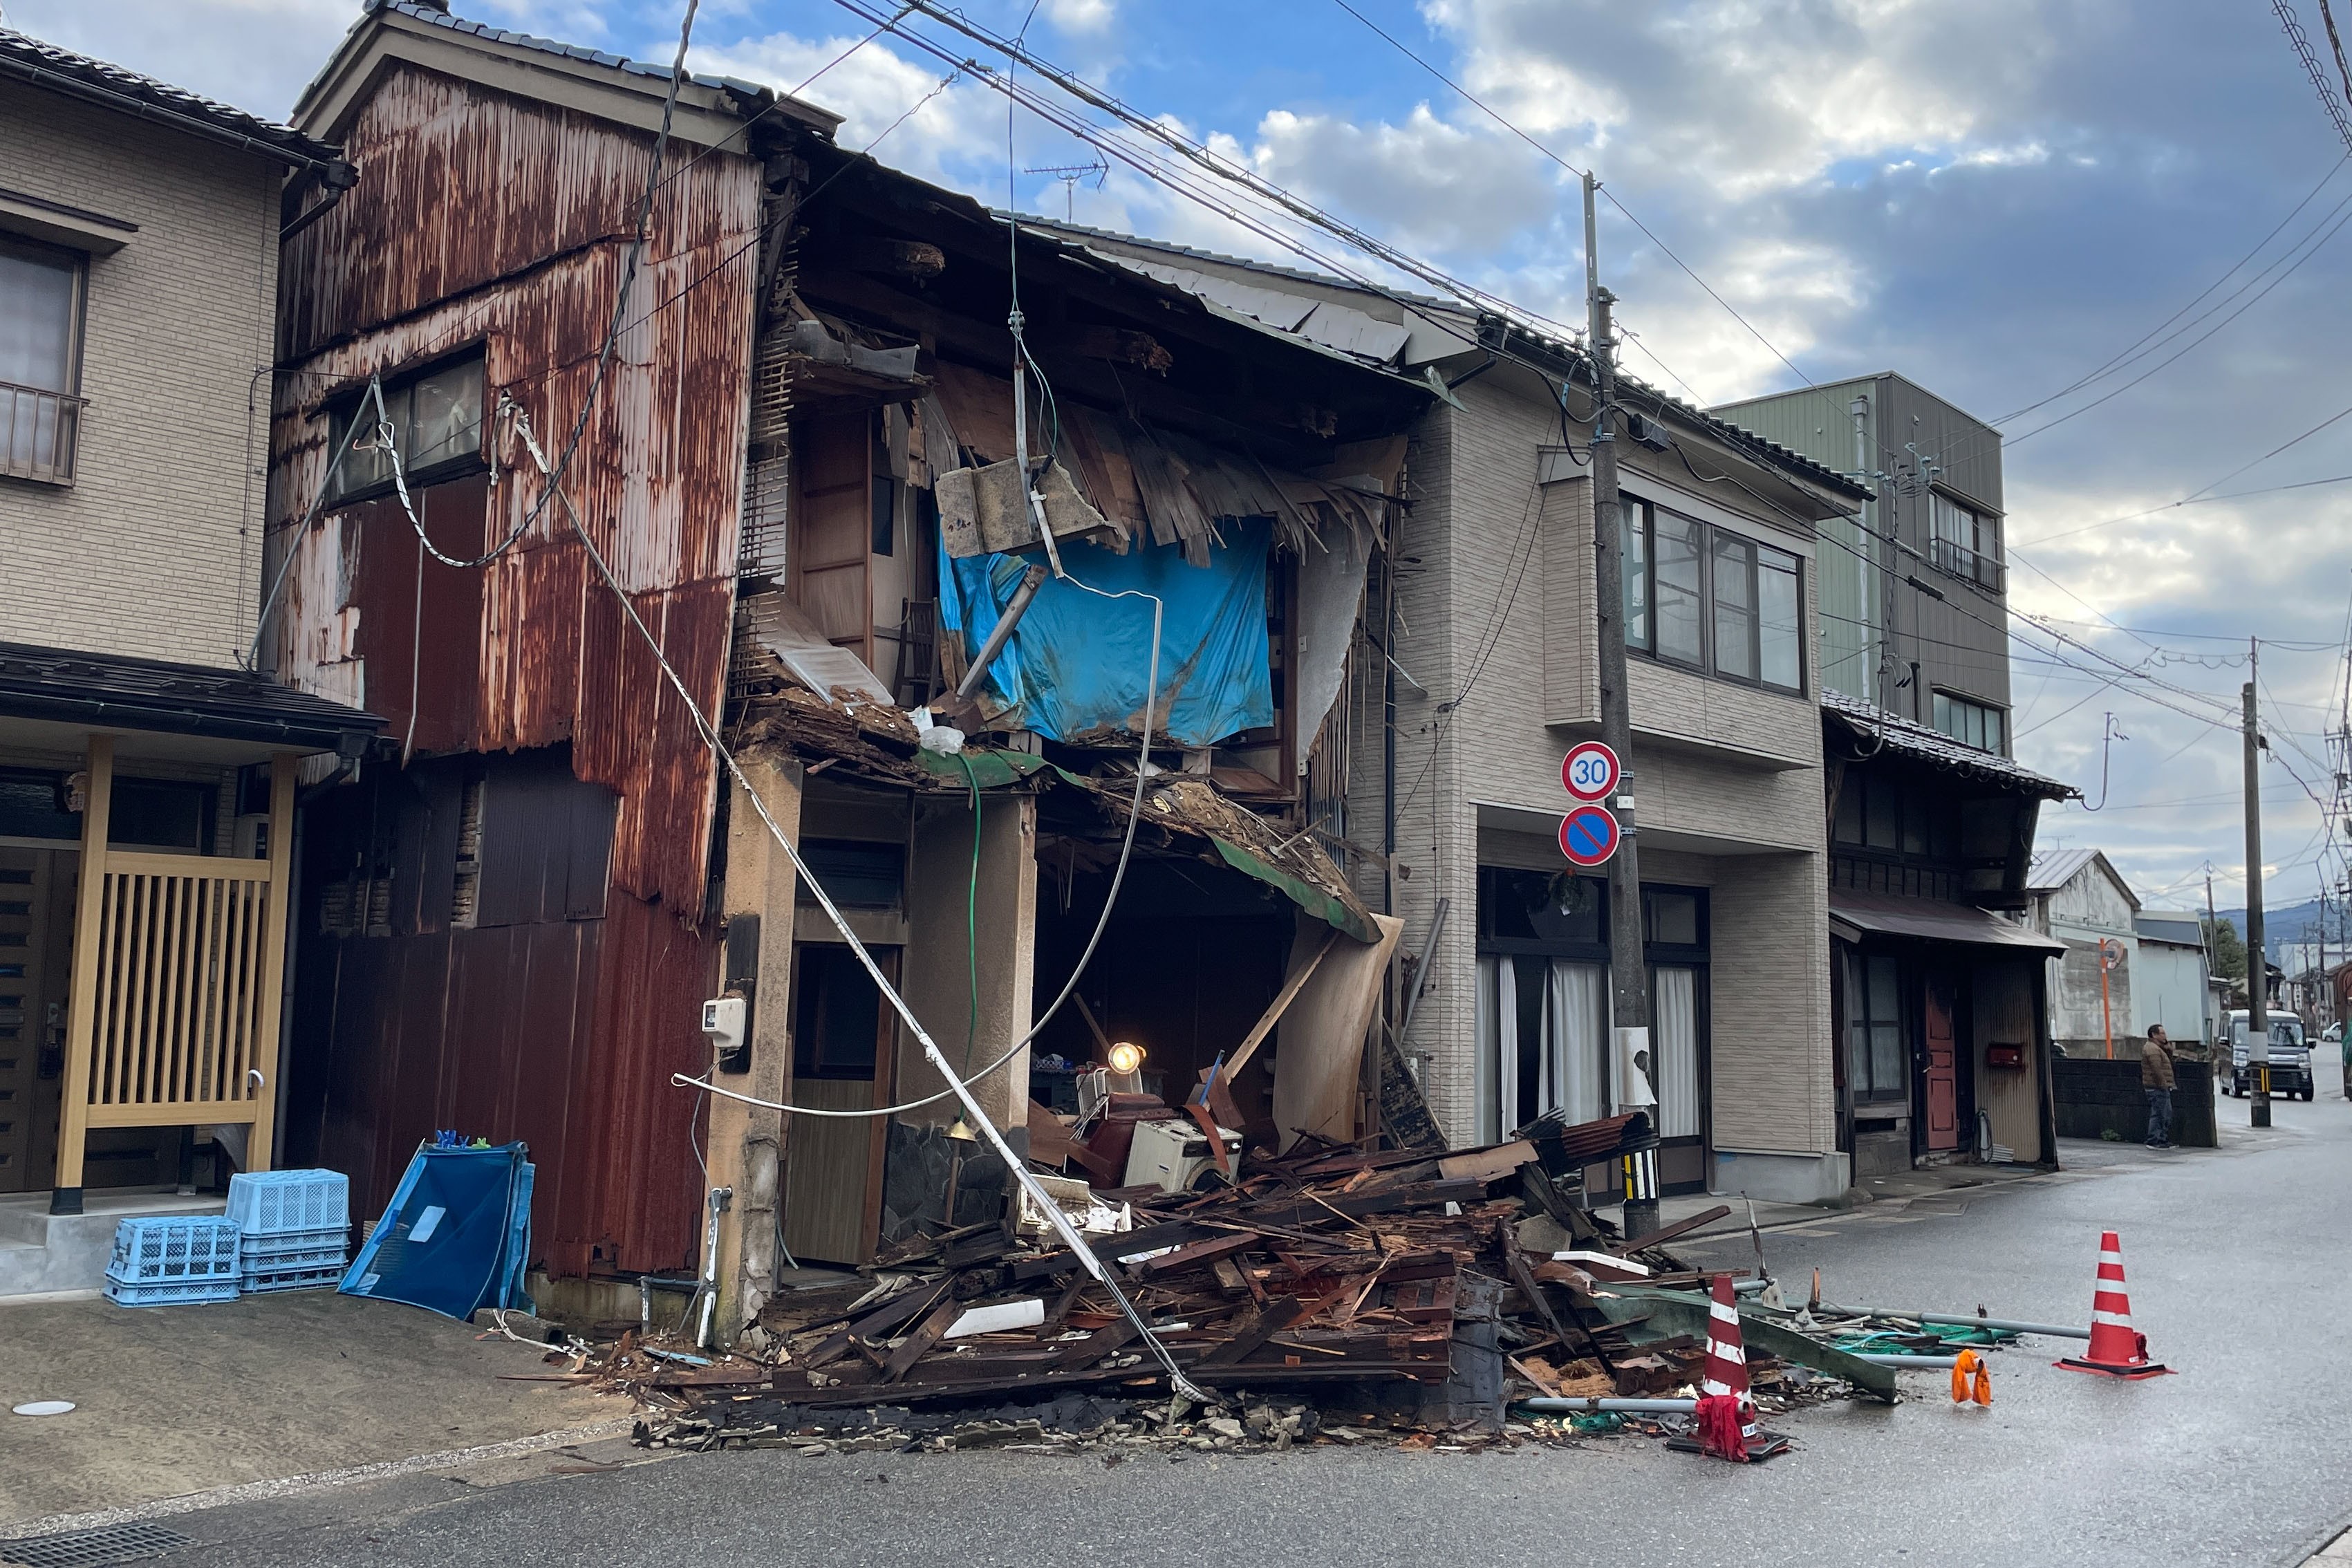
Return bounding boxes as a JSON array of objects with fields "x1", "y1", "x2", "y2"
[
  {"x1": 561, "y1": 886, "x2": 714, "y2": 1276},
  {"x1": 269, "y1": 59, "x2": 758, "y2": 919}
]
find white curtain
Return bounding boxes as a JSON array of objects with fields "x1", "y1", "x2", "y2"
[
  {"x1": 1545, "y1": 961, "x2": 1609, "y2": 1128},
  {"x1": 1475, "y1": 955, "x2": 1502, "y2": 1146},
  {"x1": 1653, "y1": 966, "x2": 1700, "y2": 1139}
]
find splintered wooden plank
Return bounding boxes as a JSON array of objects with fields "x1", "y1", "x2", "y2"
[
  {"x1": 1136, "y1": 1232, "x2": 1262, "y2": 1278},
  {"x1": 1195, "y1": 1296, "x2": 1312, "y2": 1368},
  {"x1": 804, "y1": 1280, "x2": 946, "y2": 1368},
  {"x1": 1052, "y1": 1316, "x2": 1141, "y2": 1371},
  {"x1": 881, "y1": 1298, "x2": 966, "y2": 1384}
]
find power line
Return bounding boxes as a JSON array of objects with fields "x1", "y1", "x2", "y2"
[{"x1": 1323, "y1": 0, "x2": 1817, "y2": 394}]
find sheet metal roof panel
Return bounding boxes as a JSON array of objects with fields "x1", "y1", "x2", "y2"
[
  {"x1": 2026, "y1": 846, "x2": 2101, "y2": 893},
  {"x1": 0, "y1": 640, "x2": 380, "y2": 749},
  {"x1": 0, "y1": 26, "x2": 342, "y2": 166},
  {"x1": 1829, "y1": 888, "x2": 2068, "y2": 954},
  {"x1": 1823, "y1": 688, "x2": 2078, "y2": 800}
]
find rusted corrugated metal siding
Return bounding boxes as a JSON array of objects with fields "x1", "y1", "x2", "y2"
[{"x1": 269, "y1": 58, "x2": 756, "y2": 1276}]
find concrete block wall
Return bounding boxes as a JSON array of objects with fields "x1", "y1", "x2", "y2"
[{"x1": 0, "y1": 89, "x2": 282, "y2": 671}]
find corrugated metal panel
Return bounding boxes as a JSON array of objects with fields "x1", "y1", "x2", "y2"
[
  {"x1": 283, "y1": 751, "x2": 712, "y2": 1276},
  {"x1": 270, "y1": 55, "x2": 756, "y2": 1277},
  {"x1": 269, "y1": 62, "x2": 758, "y2": 916}
]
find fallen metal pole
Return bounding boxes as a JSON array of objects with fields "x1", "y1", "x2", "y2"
[
  {"x1": 953, "y1": 562, "x2": 1051, "y2": 701},
  {"x1": 1520, "y1": 1397, "x2": 1697, "y2": 1415},
  {"x1": 1849, "y1": 1352, "x2": 1961, "y2": 1368},
  {"x1": 1815, "y1": 1305, "x2": 2091, "y2": 1341}
]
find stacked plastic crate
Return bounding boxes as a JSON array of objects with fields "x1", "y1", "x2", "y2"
[
  {"x1": 225, "y1": 1169, "x2": 351, "y2": 1294},
  {"x1": 104, "y1": 1216, "x2": 245, "y2": 1307}
]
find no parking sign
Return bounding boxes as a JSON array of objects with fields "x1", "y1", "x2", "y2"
[{"x1": 1558, "y1": 803, "x2": 1622, "y2": 867}]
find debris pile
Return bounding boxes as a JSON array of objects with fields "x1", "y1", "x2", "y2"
[{"x1": 621, "y1": 1116, "x2": 1888, "y2": 1453}]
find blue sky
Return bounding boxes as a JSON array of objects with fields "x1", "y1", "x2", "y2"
[{"x1": 32, "y1": 0, "x2": 2352, "y2": 920}]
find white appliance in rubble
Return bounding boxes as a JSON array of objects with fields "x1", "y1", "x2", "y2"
[{"x1": 1123, "y1": 1116, "x2": 1242, "y2": 1193}]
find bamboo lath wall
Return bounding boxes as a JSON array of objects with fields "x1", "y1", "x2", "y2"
[{"x1": 83, "y1": 856, "x2": 274, "y2": 1128}]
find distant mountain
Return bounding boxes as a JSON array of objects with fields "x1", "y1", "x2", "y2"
[{"x1": 2212, "y1": 899, "x2": 2339, "y2": 963}]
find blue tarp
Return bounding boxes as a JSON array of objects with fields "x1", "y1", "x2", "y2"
[
  {"x1": 339, "y1": 1141, "x2": 534, "y2": 1321},
  {"x1": 937, "y1": 522, "x2": 1273, "y2": 747}
]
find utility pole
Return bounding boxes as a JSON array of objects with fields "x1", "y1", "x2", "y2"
[
  {"x1": 1584, "y1": 172, "x2": 1658, "y2": 1239},
  {"x1": 2204, "y1": 864, "x2": 2220, "y2": 1044},
  {"x1": 2245, "y1": 660, "x2": 2272, "y2": 1128}
]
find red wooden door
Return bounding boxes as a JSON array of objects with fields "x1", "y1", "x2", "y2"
[{"x1": 1924, "y1": 978, "x2": 1959, "y2": 1151}]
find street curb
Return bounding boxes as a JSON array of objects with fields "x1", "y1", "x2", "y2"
[{"x1": 0, "y1": 1417, "x2": 638, "y2": 1542}]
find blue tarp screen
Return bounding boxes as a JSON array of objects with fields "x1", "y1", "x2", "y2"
[
  {"x1": 937, "y1": 523, "x2": 1274, "y2": 747},
  {"x1": 340, "y1": 1141, "x2": 534, "y2": 1321}
]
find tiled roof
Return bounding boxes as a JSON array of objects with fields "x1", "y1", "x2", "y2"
[
  {"x1": 0, "y1": 27, "x2": 340, "y2": 166},
  {"x1": 367, "y1": 0, "x2": 773, "y2": 104},
  {"x1": 1823, "y1": 687, "x2": 2078, "y2": 800},
  {"x1": 0, "y1": 642, "x2": 380, "y2": 750},
  {"x1": 1016, "y1": 218, "x2": 1870, "y2": 503}
]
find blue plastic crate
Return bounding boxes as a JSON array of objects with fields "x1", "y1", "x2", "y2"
[
  {"x1": 109, "y1": 1216, "x2": 243, "y2": 1288},
  {"x1": 241, "y1": 1262, "x2": 343, "y2": 1294},
  {"x1": 105, "y1": 1274, "x2": 241, "y2": 1307},
  {"x1": 225, "y1": 1170, "x2": 349, "y2": 1237},
  {"x1": 240, "y1": 1235, "x2": 348, "y2": 1273}
]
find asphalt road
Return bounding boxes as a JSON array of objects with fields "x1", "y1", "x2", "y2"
[{"x1": 35, "y1": 1063, "x2": 2352, "y2": 1568}]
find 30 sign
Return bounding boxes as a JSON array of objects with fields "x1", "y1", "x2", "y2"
[{"x1": 1560, "y1": 740, "x2": 1621, "y2": 803}]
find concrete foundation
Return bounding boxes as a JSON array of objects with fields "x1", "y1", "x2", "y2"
[
  {"x1": 1711, "y1": 1147, "x2": 1852, "y2": 1204},
  {"x1": 0, "y1": 1187, "x2": 225, "y2": 1300}
]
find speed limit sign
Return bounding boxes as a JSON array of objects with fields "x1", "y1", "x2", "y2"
[{"x1": 1561, "y1": 740, "x2": 1621, "y2": 803}]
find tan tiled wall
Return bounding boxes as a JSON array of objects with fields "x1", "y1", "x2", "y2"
[{"x1": 0, "y1": 91, "x2": 281, "y2": 671}]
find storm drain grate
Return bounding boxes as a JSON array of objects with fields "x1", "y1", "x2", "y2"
[{"x1": 0, "y1": 1522, "x2": 194, "y2": 1567}]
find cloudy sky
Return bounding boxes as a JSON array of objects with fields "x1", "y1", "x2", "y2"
[{"x1": 28, "y1": 0, "x2": 2352, "y2": 923}]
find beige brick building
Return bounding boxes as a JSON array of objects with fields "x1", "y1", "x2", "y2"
[
  {"x1": 0, "y1": 31, "x2": 375, "y2": 1242},
  {"x1": 0, "y1": 39, "x2": 342, "y2": 666}
]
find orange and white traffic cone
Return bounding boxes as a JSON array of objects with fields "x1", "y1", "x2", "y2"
[
  {"x1": 1677, "y1": 1273, "x2": 1791, "y2": 1460},
  {"x1": 2055, "y1": 1231, "x2": 2172, "y2": 1379}
]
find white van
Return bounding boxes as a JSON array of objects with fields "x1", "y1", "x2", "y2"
[{"x1": 2221, "y1": 1011, "x2": 2313, "y2": 1101}]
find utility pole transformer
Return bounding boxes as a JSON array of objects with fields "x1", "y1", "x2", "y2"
[
  {"x1": 1584, "y1": 172, "x2": 1659, "y2": 1238},
  {"x1": 2244, "y1": 667, "x2": 2271, "y2": 1128}
]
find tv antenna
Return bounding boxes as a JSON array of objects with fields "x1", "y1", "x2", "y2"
[{"x1": 1025, "y1": 158, "x2": 1108, "y2": 222}]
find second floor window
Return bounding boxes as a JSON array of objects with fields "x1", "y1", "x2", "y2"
[
  {"x1": 1929, "y1": 492, "x2": 2003, "y2": 592},
  {"x1": 1623, "y1": 496, "x2": 1804, "y2": 694},
  {"x1": 1932, "y1": 691, "x2": 2006, "y2": 754},
  {"x1": 0, "y1": 236, "x2": 85, "y2": 483},
  {"x1": 327, "y1": 352, "x2": 485, "y2": 506}
]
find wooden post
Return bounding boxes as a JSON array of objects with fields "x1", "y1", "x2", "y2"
[
  {"x1": 708, "y1": 754, "x2": 803, "y2": 1344},
  {"x1": 245, "y1": 752, "x2": 298, "y2": 1173},
  {"x1": 52, "y1": 735, "x2": 113, "y2": 1215}
]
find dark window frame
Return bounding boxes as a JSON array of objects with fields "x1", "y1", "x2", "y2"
[
  {"x1": 1844, "y1": 947, "x2": 1907, "y2": 1104},
  {"x1": 0, "y1": 234, "x2": 89, "y2": 485},
  {"x1": 1622, "y1": 494, "x2": 1807, "y2": 696},
  {"x1": 1931, "y1": 689, "x2": 2008, "y2": 756},
  {"x1": 324, "y1": 347, "x2": 489, "y2": 508},
  {"x1": 1928, "y1": 489, "x2": 2004, "y2": 593}
]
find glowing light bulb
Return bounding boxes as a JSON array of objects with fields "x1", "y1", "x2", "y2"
[{"x1": 1107, "y1": 1041, "x2": 1146, "y2": 1075}]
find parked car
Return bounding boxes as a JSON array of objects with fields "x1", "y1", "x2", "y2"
[
  {"x1": 2221, "y1": 1010, "x2": 2313, "y2": 1100},
  {"x1": 2324, "y1": 1021, "x2": 2343, "y2": 1044}
]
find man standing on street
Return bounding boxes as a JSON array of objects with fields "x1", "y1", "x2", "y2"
[{"x1": 2143, "y1": 1024, "x2": 2176, "y2": 1149}]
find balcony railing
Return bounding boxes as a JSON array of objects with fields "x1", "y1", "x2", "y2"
[
  {"x1": 1928, "y1": 534, "x2": 2005, "y2": 594},
  {"x1": 1, "y1": 380, "x2": 82, "y2": 485}
]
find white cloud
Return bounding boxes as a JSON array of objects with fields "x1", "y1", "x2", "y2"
[{"x1": 1040, "y1": 0, "x2": 1114, "y2": 35}]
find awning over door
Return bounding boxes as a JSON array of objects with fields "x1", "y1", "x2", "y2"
[{"x1": 1830, "y1": 888, "x2": 2067, "y2": 954}]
